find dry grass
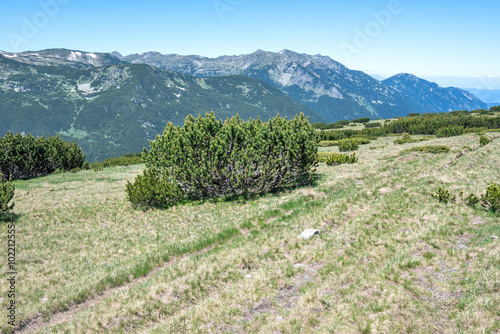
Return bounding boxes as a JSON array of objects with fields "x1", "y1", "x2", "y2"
[{"x1": 1, "y1": 132, "x2": 499, "y2": 333}]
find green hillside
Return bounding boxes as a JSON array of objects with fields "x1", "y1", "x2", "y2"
[
  {"x1": 0, "y1": 55, "x2": 324, "y2": 161},
  {"x1": 1, "y1": 131, "x2": 498, "y2": 333}
]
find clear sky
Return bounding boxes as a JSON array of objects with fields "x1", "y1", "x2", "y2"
[{"x1": 1, "y1": 0, "x2": 499, "y2": 88}]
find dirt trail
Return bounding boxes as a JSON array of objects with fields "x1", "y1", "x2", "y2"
[{"x1": 15, "y1": 246, "x2": 215, "y2": 334}]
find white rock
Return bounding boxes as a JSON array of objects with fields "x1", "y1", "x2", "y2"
[
  {"x1": 245, "y1": 274, "x2": 252, "y2": 279},
  {"x1": 298, "y1": 229, "x2": 320, "y2": 239}
]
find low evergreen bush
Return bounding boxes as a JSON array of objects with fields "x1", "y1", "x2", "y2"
[
  {"x1": 352, "y1": 118, "x2": 370, "y2": 124},
  {"x1": 432, "y1": 187, "x2": 455, "y2": 203},
  {"x1": 325, "y1": 153, "x2": 358, "y2": 166},
  {"x1": 479, "y1": 135, "x2": 491, "y2": 147},
  {"x1": 436, "y1": 126, "x2": 464, "y2": 138},
  {"x1": 466, "y1": 193, "x2": 479, "y2": 207},
  {"x1": 0, "y1": 132, "x2": 85, "y2": 179},
  {"x1": 127, "y1": 112, "x2": 318, "y2": 207},
  {"x1": 481, "y1": 184, "x2": 500, "y2": 213},
  {"x1": 338, "y1": 139, "x2": 359, "y2": 152},
  {"x1": 402, "y1": 145, "x2": 450, "y2": 154},
  {"x1": 318, "y1": 140, "x2": 338, "y2": 147},
  {"x1": 89, "y1": 162, "x2": 104, "y2": 172},
  {"x1": 103, "y1": 153, "x2": 143, "y2": 167},
  {"x1": 126, "y1": 169, "x2": 181, "y2": 208},
  {"x1": 0, "y1": 174, "x2": 14, "y2": 215},
  {"x1": 364, "y1": 122, "x2": 381, "y2": 128}
]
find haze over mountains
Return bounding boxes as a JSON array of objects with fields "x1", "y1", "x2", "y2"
[{"x1": 0, "y1": 48, "x2": 491, "y2": 161}]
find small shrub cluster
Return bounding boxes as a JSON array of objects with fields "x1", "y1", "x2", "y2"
[
  {"x1": 402, "y1": 145, "x2": 450, "y2": 154},
  {"x1": 352, "y1": 118, "x2": 370, "y2": 124},
  {"x1": 325, "y1": 153, "x2": 358, "y2": 166},
  {"x1": 350, "y1": 136, "x2": 373, "y2": 144},
  {"x1": 0, "y1": 173, "x2": 14, "y2": 215},
  {"x1": 89, "y1": 162, "x2": 104, "y2": 171},
  {"x1": 436, "y1": 126, "x2": 464, "y2": 138},
  {"x1": 393, "y1": 133, "x2": 422, "y2": 145},
  {"x1": 127, "y1": 113, "x2": 318, "y2": 208},
  {"x1": 364, "y1": 122, "x2": 381, "y2": 128},
  {"x1": 432, "y1": 188, "x2": 455, "y2": 203},
  {"x1": 0, "y1": 132, "x2": 85, "y2": 179},
  {"x1": 318, "y1": 140, "x2": 338, "y2": 147},
  {"x1": 481, "y1": 184, "x2": 500, "y2": 212},
  {"x1": 338, "y1": 139, "x2": 359, "y2": 152},
  {"x1": 432, "y1": 184, "x2": 500, "y2": 213},
  {"x1": 479, "y1": 135, "x2": 491, "y2": 147},
  {"x1": 103, "y1": 153, "x2": 143, "y2": 167},
  {"x1": 466, "y1": 193, "x2": 480, "y2": 207}
]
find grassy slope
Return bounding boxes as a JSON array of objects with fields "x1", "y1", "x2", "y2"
[{"x1": 1, "y1": 133, "x2": 499, "y2": 333}]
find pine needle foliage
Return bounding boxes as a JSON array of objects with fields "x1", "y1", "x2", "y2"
[
  {"x1": 0, "y1": 173, "x2": 14, "y2": 215},
  {"x1": 0, "y1": 132, "x2": 86, "y2": 179},
  {"x1": 481, "y1": 184, "x2": 500, "y2": 213},
  {"x1": 127, "y1": 112, "x2": 318, "y2": 207},
  {"x1": 479, "y1": 135, "x2": 491, "y2": 147},
  {"x1": 338, "y1": 139, "x2": 359, "y2": 152},
  {"x1": 324, "y1": 153, "x2": 358, "y2": 166}
]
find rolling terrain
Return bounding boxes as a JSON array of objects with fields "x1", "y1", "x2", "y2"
[
  {"x1": 0, "y1": 54, "x2": 324, "y2": 161},
  {"x1": 2, "y1": 131, "x2": 499, "y2": 333},
  {"x1": 123, "y1": 49, "x2": 488, "y2": 121}
]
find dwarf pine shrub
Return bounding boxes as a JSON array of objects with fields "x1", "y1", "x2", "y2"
[
  {"x1": 466, "y1": 193, "x2": 480, "y2": 207},
  {"x1": 436, "y1": 126, "x2": 464, "y2": 138},
  {"x1": 338, "y1": 139, "x2": 359, "y2": 152},
  {"x1": 402, "y1": 145, "x2": 450, "y2": 154},
  {"x1": 0, "y1": 132, "x2": 86, "y2": 179},
  {"x1": 318, "y1": 140, "x2": 338, "y2": 147},
  {"x1": 481, "y1": 184, "x2": 500, "y2": 212},
  {"x1": 0, "y1": 174, "x2": 14, "y2": 215},
  {"x1": 103, "y1": 153, "x2": 143, "y2": 167},
  {"x1": 432, "y1": 187, "x2": 455, "y2": 203},
  {"x1": 126, "y1": 169, "x2": 182, "y2": 208},
  {"x1": 127, "y1": 112, "x2": 318, "y2": 207},
  {"x1": 479, "y1": 135, "x2": 491, "y2": 147},
  {"x1": 325, "y1": 153, "x2": 358, "y2": 166}
]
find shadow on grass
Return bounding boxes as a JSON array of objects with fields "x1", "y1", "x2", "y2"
[{"x1": 130, "y1": 173, "x2": 326, "y2": 212}]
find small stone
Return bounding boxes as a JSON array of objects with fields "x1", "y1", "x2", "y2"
[
  {"x1": 275, "y1": 316, "x2": 283, "y2": 321},
  {"x1": 491, "y1": 235, "x2": 498, "y2": 239},
  {"x1": 245, "y1": 274, "x2": 252, "y2": 279},
  {"x1": 298, "y1": 229, "x2": 320, "y2": 239},
  {"x1": 293, "y1": 264, "x2": 306, "y2": 268}
]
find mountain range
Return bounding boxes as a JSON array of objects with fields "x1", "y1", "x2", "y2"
[
  {"x1": 0, "y1": 48, "x2": 490, "y2": 161},
  {"x1": 122, "y1": 50, "x2": 488, "y2": 120}
]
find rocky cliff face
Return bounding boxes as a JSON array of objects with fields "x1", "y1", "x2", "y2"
[{"x1": 383, "y1": 73, "x2": 488, "y2": 113}]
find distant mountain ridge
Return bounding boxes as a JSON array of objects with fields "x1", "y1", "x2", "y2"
[
  {"x1": 0, "y1": 53, "x2": 323, "y2": 161},
  {"x1": 0, "y1": 47, "x2": 491, "y2": 161},
  {"x1": 121, "y1": 49, "x2": 487, "y2": 121},
  {"x1": 463, "y1": 88, "x2": 500, "y2": 105},
  {"x1": 122, "y1": 49, "x2": 422, "y2": 122},
  {"x1": 0, "y1": 49, "x2": 125, "y2": 68},
  {"x1": 383, "y1": 74, "x2": 488, "y2": 113}
]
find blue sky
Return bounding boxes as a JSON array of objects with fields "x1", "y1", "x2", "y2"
[{"x1": 1, "y1": 0, "x2": 499, "y2": 88}]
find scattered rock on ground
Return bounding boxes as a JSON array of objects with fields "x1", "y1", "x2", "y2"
[{"x1": 298, "y1": 229, "x2": 320, "y2": 239}]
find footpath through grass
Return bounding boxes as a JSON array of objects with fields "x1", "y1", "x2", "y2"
[{"x1": 1, "y1": 133, "x2": 499, "y2": 333}]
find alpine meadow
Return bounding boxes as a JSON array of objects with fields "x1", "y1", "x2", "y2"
[{"x1": 1, "y1": 1, "x2": 500, "y2": 333}]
